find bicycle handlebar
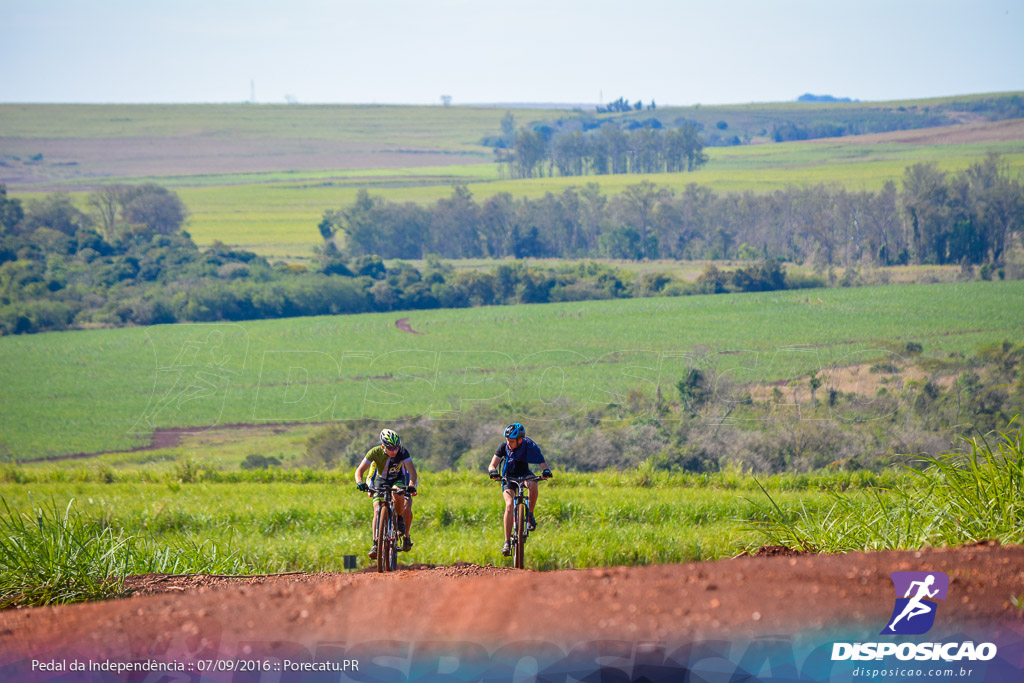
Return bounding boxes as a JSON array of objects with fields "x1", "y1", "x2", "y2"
[
  {"x1": 367, "y1": 482, "x2": 411, "y2": 494},
  {"x1": 500, "y1": 474, "x2": 544, "y2": 484}
]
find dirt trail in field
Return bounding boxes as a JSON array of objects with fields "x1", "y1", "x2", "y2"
[
  {"x1": 395, "y1": 317, "x2": 424, "y2": 334},
  {"x1": 0, "y1": 137, "x2": 488, "y2": 190},
  {"x1": 1, "y1": 544, "x2": 1021, "y2": 664},
  {"x1": 18, "y1": 422, "x2": 329, "y2": 464},
  {"x1": 812, "y1": 117, "x2": 1024, "y2": 145}
]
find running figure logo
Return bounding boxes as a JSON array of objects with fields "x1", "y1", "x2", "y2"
[{"x1": 881, "y1": 571, "x2": 949, "y2": 635}]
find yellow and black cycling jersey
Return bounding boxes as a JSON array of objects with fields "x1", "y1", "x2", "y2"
[{"x1": 363, "y1": 445, "x2": 412, "y2": 486}]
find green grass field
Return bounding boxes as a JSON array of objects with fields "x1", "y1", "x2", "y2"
[{"x1": 2, "y1": 280, "x2": 1022, "y2": 459}]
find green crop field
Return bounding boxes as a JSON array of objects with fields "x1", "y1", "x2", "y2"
[
  {"x1": 0, "y1": 103, "x2": 544, "y2": 146},
  {"x1": 2, "y1": 280, "x2": 1022, "y2": 460}
]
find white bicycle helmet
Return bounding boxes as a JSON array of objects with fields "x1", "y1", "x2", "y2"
[{"x1": 380, "y1": 428, "x2": 401, "y2": 448}]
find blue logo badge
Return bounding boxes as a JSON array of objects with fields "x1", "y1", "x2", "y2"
[{"x1": 881, "y1": 571, "x2": 949, "y2": 635}]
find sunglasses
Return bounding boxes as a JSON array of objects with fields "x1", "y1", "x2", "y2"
[{"x1": 384, "y1": 444, "x2": 399, "y2": 452}]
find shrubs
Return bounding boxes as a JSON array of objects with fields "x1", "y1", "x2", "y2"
[
  {"x1": 241, "y1": 454, "x2": 282, "y2": 470},
  {"x1": 749, "y1": 419, "x2": 1024, "y2": 551}
]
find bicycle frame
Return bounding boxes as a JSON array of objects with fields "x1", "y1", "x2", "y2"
[
  {"x1": 367, "y1": 482, "x2": 408, "y2": 573},
  {"x1": 501, "y1": 474, "x2": 542, "y2": 569}
]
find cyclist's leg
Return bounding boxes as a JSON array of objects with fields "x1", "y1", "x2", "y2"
[
  {"x1": 527, "y1": 480, "x2": 539, "y2": 514},
  {"x1": 369, "y1": 471, "x2": 380, "y2": 540},
  {"x1": 393, "y1": 494, "x2": 409, "y2": 533},
  {"x1": 399, "y1": 494, "x2": 412, "y2": 535},
  {"x1": 400, "y1": 469, "x2": 414, "y2": 538},
  {"x1": 394, "y1": 494, "x2": 413, "y2": 551},
  {"x1": 369, "y1": 500, "x2": 382, "y2": 557},
  {"x1": 502, "y1": 487, "x2": 515, "y2": 541}
]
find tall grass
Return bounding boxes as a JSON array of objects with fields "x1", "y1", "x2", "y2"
[
  {"x1": 0, "y1": 497, "x2": 268, "y2": 607},
  {"x1": 0, "y1": 468, "x2": 852, "y2": 606},
  {"x1": 0, "y1": 498, "x2": 130, "y2": 607},
  {"x1": 748, "y1": 420, "x2": 1024, "y2": 552}
]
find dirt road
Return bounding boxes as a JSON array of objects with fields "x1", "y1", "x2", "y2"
[{"x1": 1, "y1": 543, "x2": 1021, "y2": 681}]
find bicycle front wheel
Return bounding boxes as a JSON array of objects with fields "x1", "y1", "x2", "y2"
[
  {"x1": 513, "y1": 501, "x2": 526, "y2": 569},
  {"x1": 386, "y1": 514, "x2": 398, "y2": 571},
  {"x1": 376, "y1": 506, "x2": 390, "y2": 573}
]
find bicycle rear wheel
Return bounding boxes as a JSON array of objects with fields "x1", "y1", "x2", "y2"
[
  {"x1": 376, "y1": 506, "x2": 390, "y2": 573},
  {"x1": 513, "y1": 501, "x2": 526, "y2": 569}
]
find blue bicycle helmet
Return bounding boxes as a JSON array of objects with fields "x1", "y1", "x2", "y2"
[{"x1": 503, "y1": 423, "x2": 525, "y2": 439}]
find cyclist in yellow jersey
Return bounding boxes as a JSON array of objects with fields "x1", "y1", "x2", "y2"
[{"x1": 355, "y1": 429, "x2": 418, "y2": 557}]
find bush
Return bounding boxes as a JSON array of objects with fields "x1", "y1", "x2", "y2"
[
  {"x1": 784, "y1": 271, "x2": 827, "y2": 290},
  {"x1": 241, "y1": 454, "x2": 282, "y2": 470},
  {"x1": 0, "y1": 300, "x2": 77, "y2": 334}
]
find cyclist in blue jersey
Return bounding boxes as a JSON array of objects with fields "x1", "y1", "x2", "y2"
[{"x1": 487, "y1": 423, "x2": 552, "y2": 556}]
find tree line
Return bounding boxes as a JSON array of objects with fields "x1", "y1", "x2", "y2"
[
  {"x1": 320, "y1": 153, "x2": 1023, "y2": 267},
  {"x1": 497, "y1": 122, "x2": 708, "y2": 179},
  {"x1": 488, "y1": 94, "x2": 1024, "y2": 152},
  {"x1": 595, "y1": 96, "x2": 656, "y2": 114},
  {"x1": 0, "y1": 183, "x2": 808, "y2": 335}
]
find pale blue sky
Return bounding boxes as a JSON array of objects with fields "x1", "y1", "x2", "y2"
[{"x1": 1, "y1": 0, "x2": 1021, "y2": 106}]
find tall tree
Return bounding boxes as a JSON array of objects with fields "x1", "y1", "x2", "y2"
[
  {"x1": 431, "y1": 185, "x2": 484, "y2": 257},
  {"x1": 87, "y1": 184, "x2": 130, "y2": 241},
  {"x1": 598, "y1": 124, "x2": 629, "y2": 174},
  {"x1": 500, "y1": 111, "x2": 516, "y2": 146},
  {"x1": 0, "y1": 184, "x2": 24, "y2": 234},
  {"x1": 333, "y1": 189, "x2": 379, "y2": 256},
  {"x1": 902, "y1": 163, "x2": 951, "y2": 264},
  {"x1": 964, "y1": 152, "x2": 1024, "y2": 264},
  {"x1": 120, "y1": 184, "x2": 188, "y2": 236},
  {"x1": 552, "y1": 131, "x2": 586, "y2": 176},
  {"x1": 513, "y1": 129, "x2": 548, "y2": 179},
  {"x1": 622, "y1": 181, "x2": 670, "y2": 259},
  {"x1": 23, "y1": 193, "x2": 91, "y2": 235},
  {"x1": 656, "y1": 183, "x2": 714, "y2": 258}
]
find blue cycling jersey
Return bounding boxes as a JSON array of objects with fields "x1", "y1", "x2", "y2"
[{"x1": 494, "y1": 436, "x2": 545, "y2": 476}]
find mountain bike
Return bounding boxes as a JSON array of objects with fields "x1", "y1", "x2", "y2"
[
  {"x1": 501, "y1": 474, "x2": 544, "y2": 569},
  {"x1": 367, "y1": 482, "x2": 409, "y2": 573}
]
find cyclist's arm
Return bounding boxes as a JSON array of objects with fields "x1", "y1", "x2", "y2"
[
  {"x1": 488, "y1": 454, "x2": 502, "y2": 472},
  {"x1": 404, "y1": 459, "x2": 418, "y2": 488},
  {"x1": 527, "y1": 442, "x2": 550, "y2": 475},
  {"x1": 354, "y1": 458, "x2": 371, "y2": 485}
]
